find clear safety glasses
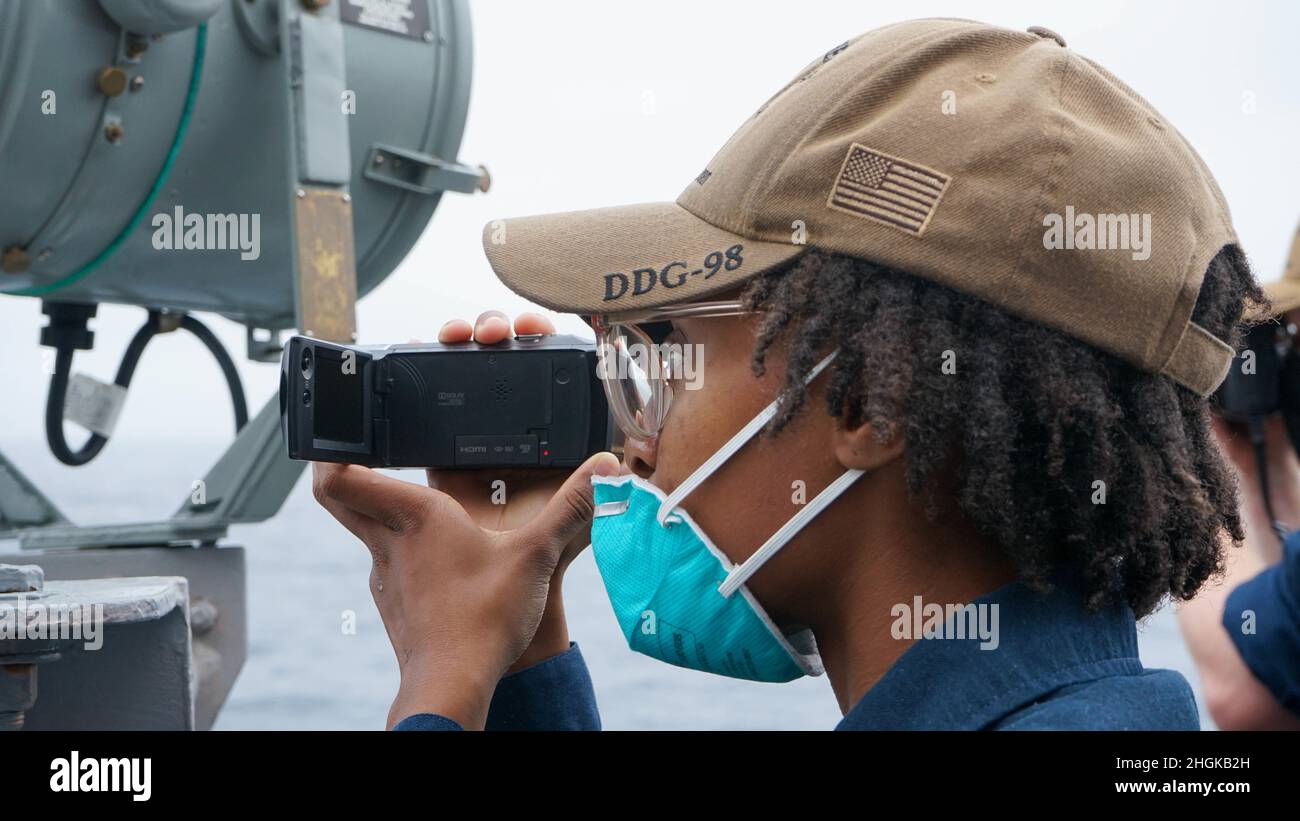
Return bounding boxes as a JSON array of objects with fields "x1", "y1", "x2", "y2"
[{"x1": 592, "y1": 300, "x2": 750, "y2": 442}]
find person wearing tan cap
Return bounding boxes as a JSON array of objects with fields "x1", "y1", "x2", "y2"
[
  {"x1": 1178, "y1": 221, "x2": 1300, "y2": 729},
  {"x1": 313, "y1": 19, "x2": 1266, "y2": 730},
  {"x1": 1257, "y1": 222, "x2": 1300, "y2": 316}
]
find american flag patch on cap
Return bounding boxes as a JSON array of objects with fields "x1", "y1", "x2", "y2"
[{"x1": 827, "y1": 144, "x2": 950, "y2": 237}]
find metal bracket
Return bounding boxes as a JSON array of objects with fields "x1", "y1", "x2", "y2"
[
  {"x1": 0, "y1": 454, "x2": 68, "y2": 532},
  {"x1": 246, "y1": 325, "x2": 285, "y2": 363},
  {"x1": 364, "y1": 143, "x2": 484, "y2": 195},
  {"x1": 292, "y1": 186, "x2": 358, "y2": 343},
  {"x1": 2, "y1": 393, "x2": 305, "y2": 550},
  {"x1": 282, "y1": 3, "x2": 358, "y2": 343}
]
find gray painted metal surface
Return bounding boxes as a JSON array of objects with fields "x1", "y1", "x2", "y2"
[
  {"x1": 0, "y1": 562, "x2": 43, "y2": 593},
  {"x1": 0, "y1": 456, "x2": 67, "y2": 530},
  {"x1": 296, "y1": 12, "x2": 352, "y2": 185},
  {"x1": 11, "y1": 546, "x2": 245, "y2": 730},
  {"x1": 0, "y1": 0, "x2": 474, "y2": 330},
  {"x1": 0, "y1": 565, "x2": 194, "y2": 730},
  {"x1": 98, "y1": 0, "x2": 225, "y2": 35},
  {"x1": 0, "y1": 0, "x2": 475, "y2": 729}
]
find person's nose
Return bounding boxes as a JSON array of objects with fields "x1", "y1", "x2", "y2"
[{"x1": 623, "y1": 433, "x2": 657, "y2": 479}]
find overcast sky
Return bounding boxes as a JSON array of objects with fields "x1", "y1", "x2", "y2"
[{"x1": 2, "y1": 0, "x2": 1298, "y2": 516}]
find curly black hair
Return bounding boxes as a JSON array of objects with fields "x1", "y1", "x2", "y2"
[{"x1": 740, "y1": 246, "x2": 1266, "y2": 618}]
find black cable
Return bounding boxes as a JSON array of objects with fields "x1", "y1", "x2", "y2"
[
  {"x1": 178, "y1": 313, "x2": 249, "y2": 431},
  {"x1": 1247, "y1": 415, "x2": 1290, "y2": 546},
  {"x1": 45, "y1": 345, "x2": 108, "y2": 465},
  {"x1": 45, "y1": 308, "x2": 249, "y2": 466}
]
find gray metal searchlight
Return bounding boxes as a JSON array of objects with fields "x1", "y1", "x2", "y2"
[{"x1": 0, "y1": 0, "x2": 481, "y2": 728}]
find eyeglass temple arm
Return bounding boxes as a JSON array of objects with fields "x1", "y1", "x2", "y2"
[{"x1": 593, "y1": 300, "x2": 749, "y2": 327}]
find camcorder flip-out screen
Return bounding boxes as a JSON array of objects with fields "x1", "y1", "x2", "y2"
[{"x1": 280, "y1": 334, "x2": 612, "y2": 469}]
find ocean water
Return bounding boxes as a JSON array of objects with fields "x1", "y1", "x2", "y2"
[{"x1": 1, "y1": 435, "x2": 1212, "y2": 730}]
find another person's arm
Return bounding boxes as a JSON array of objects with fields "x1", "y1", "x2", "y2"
[
  {"x1": 1178, "y1": 415, "x2": 1300, "y2": 729},
  {"x1": 1221, "y1": 530, "x2": 1300, "y2": 721}
]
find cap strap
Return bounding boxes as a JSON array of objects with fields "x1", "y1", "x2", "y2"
[
  {"x1": 1160, "y1": 321, "x2": 1235, "y2": 398},
  {"x1": 656, "y1": 351, "x2": 839, "y2": 526},
  {"x1": 717, "y1": 467, "x2": 865, "y2": 599}
]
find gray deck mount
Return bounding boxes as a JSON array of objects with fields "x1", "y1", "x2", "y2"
[{"x1": 0, "y1": 0, "x2": 478, "y2": 728}]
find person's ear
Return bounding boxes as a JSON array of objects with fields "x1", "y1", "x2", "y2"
[{"x1": 831, "y1": 416, "x2": 905, "y2": 472}]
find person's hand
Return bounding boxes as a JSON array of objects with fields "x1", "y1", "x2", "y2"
[
  {"x1": 312, "y1": 310, "x2": 620, "y2": 729},
  {"x1": 313, "y1": 451, "x2": 619, "y2": 730},
  {"x1": 427, "y1": 311, "x2": 594, "y2": 673}
]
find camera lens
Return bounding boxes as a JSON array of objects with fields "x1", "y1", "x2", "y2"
[
  {"x1": 302, "y1": 389, "x2": 311, "y2": 407},
  {"x1": 301, "y1": 347, "x2": 314, "y2": 378}
]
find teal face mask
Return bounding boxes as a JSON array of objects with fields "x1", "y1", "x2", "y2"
[{"x1": 590, "y1": 352, "x2": 863, "y2": 683}]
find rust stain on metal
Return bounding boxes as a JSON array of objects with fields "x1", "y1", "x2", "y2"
[{"x1": 293, "y1": 187, "x2": 357, "y2": 342}]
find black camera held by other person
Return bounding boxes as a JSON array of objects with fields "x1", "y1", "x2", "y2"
[
  {"x1": 281, "y1": 334, "x2": 612, "y2": 469},
  {"x1": 1214, "y1": 318, "x2": 1300, "y2": 540}
]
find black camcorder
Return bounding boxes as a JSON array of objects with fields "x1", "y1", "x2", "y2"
[
  {"x1": 280, "y1": 334, "x2": 612, "y2": 469},
  {"x1": 1215, "y1": 320, "x2": 1300, "y2": 447},
  {"x1": 1213, "y1": 318, "x2": 1300, "y2": 540}
]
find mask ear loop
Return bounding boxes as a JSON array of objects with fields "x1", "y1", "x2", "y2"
[
  {"x1": 717, "y1": 467, "x2": 864, "y2": 598},
  {"x1": 655, "y1": 351, "x2": 840, "y2": 527}
]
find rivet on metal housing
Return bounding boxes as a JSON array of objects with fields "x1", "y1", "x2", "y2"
[
  {"x1": 97, "y1": 66, "x2": 128, "y2": 97},
  {"x1": 1, "y1": 247, "x2": 29, "y2": 274}
]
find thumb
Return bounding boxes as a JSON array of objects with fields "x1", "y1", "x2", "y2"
[{"x1": 516, "y1": 451, "x2": 621, "y2": 559}]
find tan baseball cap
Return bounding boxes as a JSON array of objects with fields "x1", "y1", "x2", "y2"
[
  {"x1": 1260, "y1": 220, "x2": 1300, "y2": 316},
  {"x1": 483, "y1": 18, "x2": 1240, "y2": 397}
]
